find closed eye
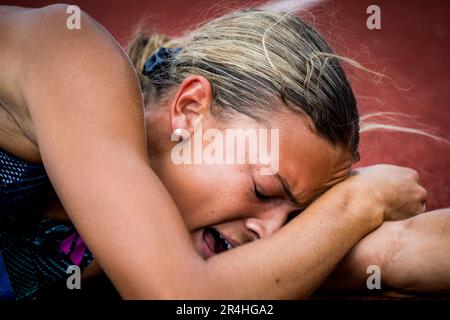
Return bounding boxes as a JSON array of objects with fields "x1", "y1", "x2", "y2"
[{"x1": 253, "y1": 181, "x2": 271, "y2": 202}]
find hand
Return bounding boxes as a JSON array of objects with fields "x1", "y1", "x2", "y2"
[{"x1": 349, "y1": 165, "x2": 427, "y2": 221}]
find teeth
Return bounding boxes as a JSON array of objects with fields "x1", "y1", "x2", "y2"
[{"x1": 219, "y1": 233, "x2": 233, "y2": 250}]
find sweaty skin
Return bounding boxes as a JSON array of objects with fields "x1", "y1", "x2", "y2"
[
  {"x1": 323, "y1": 208, "x2": 450, "y2": 294},
  {"x1": 0, "y1": 4, "x2": 428, "y2": 298}
]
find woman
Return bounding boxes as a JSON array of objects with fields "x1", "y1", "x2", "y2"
[{"x1": 0, "y1": 4, "x2": 442, "y2": 299}]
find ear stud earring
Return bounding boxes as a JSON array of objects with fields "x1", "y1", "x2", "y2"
[{"x1": 171, "y1": 128, "x2": 189, "y2": 142}]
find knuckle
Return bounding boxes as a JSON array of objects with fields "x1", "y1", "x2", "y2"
[
  {"x1": 419, "y1": 187, "x2": 428, "y2": 200},
  {"x1": 408, "y1": 169, "x2": 419, "y2": 181}
]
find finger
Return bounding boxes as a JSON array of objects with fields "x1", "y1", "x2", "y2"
[
  {"x1": 412, "y1": 187, "x2": 427, "y2": 215},
  {"x1": 418, "y1": 186, "x2": 428, "y2": 203},
  {"x1": 414, "y1": 199, "x2": 427, "y2": 215},
  {"x1": 410, "y1": 169, "x2": 420, "y2": 183},
  {"x1": 419, "y1": 201, "x2": 426, "y2": 214}
]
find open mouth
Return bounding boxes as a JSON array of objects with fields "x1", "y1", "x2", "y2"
[{"x1": 203, "y1": 227, "x2": 234, "y2": 255}]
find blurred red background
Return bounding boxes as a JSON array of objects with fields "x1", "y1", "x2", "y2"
[{"x1": 2, "y1": 0, "x2": 449, "y2": 209}]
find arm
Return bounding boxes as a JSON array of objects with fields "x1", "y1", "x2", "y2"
[
  {"x1": 322, "y1": 208, "x2": 450, "y2": 294},
  {"x1": 383, "y1": 208, "x2": 450, "y2": 293},
  {"x1": 5, "y1": 5, "x2": 421, "y2": 299}
]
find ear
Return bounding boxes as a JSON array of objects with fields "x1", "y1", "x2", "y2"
[{"x1": 169, "y1": 75, "x2": 213, "y2": 135}]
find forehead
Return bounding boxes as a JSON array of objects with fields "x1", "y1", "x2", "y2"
[
  {"x1": 208, "y1": 109, "x2": 353, "y2": 204},
  {"x1": 272, "y1": 112, "x2": 353, "y2": 204}
]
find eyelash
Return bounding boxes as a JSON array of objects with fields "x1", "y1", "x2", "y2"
[{"x1": 253, "y1": 182, "x2": 271, "y2": 202}]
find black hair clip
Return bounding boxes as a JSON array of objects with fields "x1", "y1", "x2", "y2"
[{"x1": 142, "y1": 47, "x2": 182, "y2": 77}]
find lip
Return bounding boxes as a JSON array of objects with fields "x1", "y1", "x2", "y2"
[
  {"x1": 201, "y1": 229, "x2": 217, "y2": 259},
  {"x1": 200, "y1": 228, "x2": 240, "y2": 259}
]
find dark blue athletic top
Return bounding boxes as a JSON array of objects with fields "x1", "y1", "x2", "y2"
[
  {"x1": 0, "y1": 148, "x2": 93, "y2": 300},
  {"x1": 0, "y1": 148, "x2": 52, "y2": 214}
]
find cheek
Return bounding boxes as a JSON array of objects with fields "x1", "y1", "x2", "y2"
[
  {"x1": 168, "y1": 165, "x2": 252, "y2": 231},
  {"x1": 182, "y1": 188, "x2": 251, "y2": 232},
  {"x1": 155, "y1": 135, "x2": 255, "y2": 230}
]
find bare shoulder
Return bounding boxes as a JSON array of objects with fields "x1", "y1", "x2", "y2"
[
  {"x1": 0, "y1": 3, "x2": 136, "y2": 90},
  {"x1": 1, "y1": 3, "x2": 131, "y2": 75},
  {"x1": 5, "y1": 4, "x2": 147, "y2": 162},
  {"x1": 0, "y1": 3, "x2": 111, "y2": 39},
  {"x1": 13, "y1": 3, "x2": 143, "y2": 123},
  {"x1": 0, "y1": 4, "x2": 139, "y2": 161}
]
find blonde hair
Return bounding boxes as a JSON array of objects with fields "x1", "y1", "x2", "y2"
[
  {"x1": 128, "y1": 9, "x2": 362, "y2": 160},
  {"x1": 127, "y1": 7, "x2": 448, "y2": 163}
]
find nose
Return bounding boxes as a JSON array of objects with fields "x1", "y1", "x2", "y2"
[{"x1": 244, "y1": 208, "x2": 290, "y2": 239}]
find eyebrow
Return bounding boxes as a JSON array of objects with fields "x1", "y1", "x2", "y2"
[{"x1": 274, "y1": 173, "x2": 304, "y2": 207}]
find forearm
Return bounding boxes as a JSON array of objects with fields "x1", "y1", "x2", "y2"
[
  {"x1": 382, "y1": 208, "x2": 450, "y2": 293},
  {"x1": 322, "y1": 209, "x2": 450, "y2": 293},
  {"x1": 199, "y1": 182, "x2": 380, "y2": 299},
  {"x1": 87, "y1": 167, "x2": 379, "y2": 300},
  {"x1": 319, "y1": 220, "x2": 398, "y2": 292},
  {"x1": 77, "y1": 185, "x2": 379, "y2": 299}
]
